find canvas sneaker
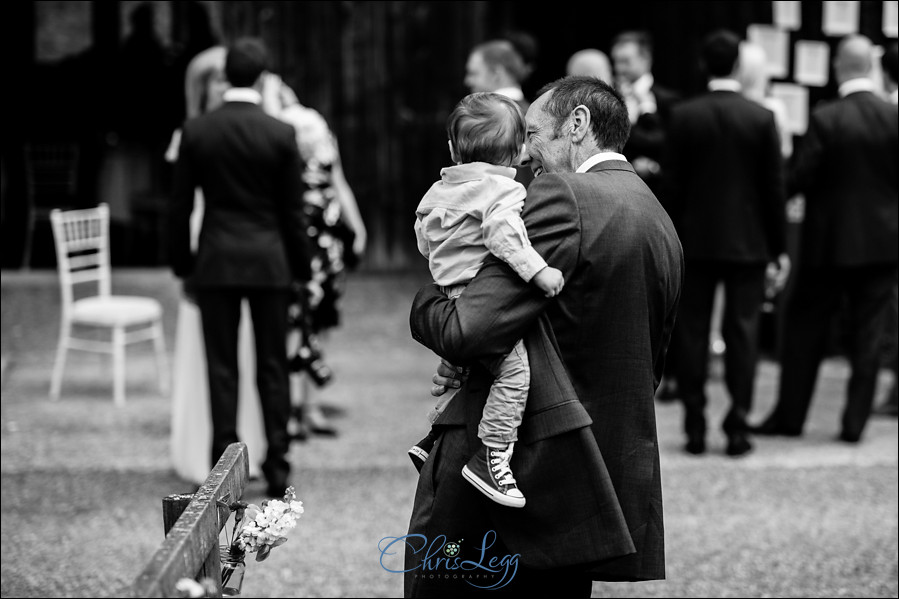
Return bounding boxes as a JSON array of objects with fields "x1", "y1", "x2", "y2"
[
  {"x1": 408, "y1": 429, "x2": 438, "y2": 473},
  {"x1": 461, "y1": 443, "x2": 526, "y2": 508}
]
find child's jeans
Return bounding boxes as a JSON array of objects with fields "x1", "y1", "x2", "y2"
[{"x1": 426, "y1": 284, "x2": 529, "y2": 448}]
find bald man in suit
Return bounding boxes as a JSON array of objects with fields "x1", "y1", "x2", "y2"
[
  {"x1": 753, "y1": 35, "x2": 899, "y2": 442},
  {"x1": 566, "y1": 48, "x2": 613, "y2": 84}
]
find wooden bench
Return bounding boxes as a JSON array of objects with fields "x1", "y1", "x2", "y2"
[{"x1": 131, "y1": 442, "x2": 249, "y2": 598}]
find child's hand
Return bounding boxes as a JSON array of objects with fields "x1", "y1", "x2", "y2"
[{"x1": 533, "y1": 266, "x2": 565, "y2": 297}]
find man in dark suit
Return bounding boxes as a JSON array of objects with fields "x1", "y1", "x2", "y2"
[
  {"x1": 663, "y1": 29, "x2": 790, "y2": 457},
  {"x1": 611, "y1": 30, "x2": 682, "y2": 400},
  {"x1": 753, "y1": 34, "x2": 899, "y2": 442},
  {"x1": 611, "y1": 30, "x2": 681, "y2": 200},
  {"x1": 167, "y1": 38, "x2": 312, "y2": 497},
  {"x1": 405, "y1": 76, "x2": 683, "y2": 596}
]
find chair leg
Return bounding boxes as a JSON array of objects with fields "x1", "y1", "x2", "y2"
[
  {"x1": 50, "y1": 322, "x2": 70, "y2": 399},
  {"x1": 113, "y1": 325, "x2": 126, "y2": 407},
  {"x1": 21, "y1": 212, "x2": 36, "y2": 270},
  {"x1": 152, "y1": 319, "x2": 170, "y2": 396}
]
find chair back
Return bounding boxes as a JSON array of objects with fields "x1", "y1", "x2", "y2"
[{"x1": 50, "y1": 204, "x2": 112, "y2": 319}]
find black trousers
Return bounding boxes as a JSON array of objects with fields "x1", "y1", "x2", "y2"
[
  {"x1": 673, "y1": 260, "x2": 767, "y2": 438},
  {"x1": 768, "y1": 264, "x2": 897, "y2": 438},
  {"x1": 196, "y1": 287, "x2": 292, "y2": 487}
]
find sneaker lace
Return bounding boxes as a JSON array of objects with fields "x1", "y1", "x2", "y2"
[{"x1": 489, "y1": 443, "x2": 517, "y2": 487}]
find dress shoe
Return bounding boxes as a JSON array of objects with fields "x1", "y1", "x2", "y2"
[
  {"x1": 304, "y1": 405, "x2": 339, "y2": 437},
  {"x1": 749, "y1": 419, "x2": 802, "y2": 437},
  {"x1": 872, "y1": 400, "x2": 899, "y2": 417},
  {"x1": 838, "y1": 431, "x2": 861, "y2": 444},
  {"x1": 266, "y1": 480, "x2": 291, "y2": 498},
  {"x1": 288, "y1": 414, "x2": 310, "y2": 442},
  {"x1": 725, "y1": 433, "x2": 753, "y2": 457},
  {"x1": 655, "y1": 379, "x2": 680, "y2": 402},
  {"x1": 684, "y1": 435, "x2": 706, "y2": 455}
]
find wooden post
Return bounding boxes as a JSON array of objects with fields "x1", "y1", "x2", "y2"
[{"x1": 131, "y1": 443, "x2": 249, "y2": 598}]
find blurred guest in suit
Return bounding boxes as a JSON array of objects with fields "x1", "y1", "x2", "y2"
[
  {"x1": 464, "y1": 39, "x2": 534, "y2": 188},
  {"x1": 566, "y1": 48, "x2": 613, "y2": 84},
  {"x1": 167, "y1": 42, "x2": 268, "y2": 487},
  {"x1": 612, "y1": 30, "x2": 682, "y2": 401},
  {"x1": 465, "y1": 39, "x2": 531, "y2": 112},
  {"x1": 663, "y1": 29, "x2": 790, "y2": 456},
  {"x1": 168, "y1": 38, "x2": 313, "y2": 497},
  {"x1": 873, "y1": 40, "x2": 898, "y2": 418},
  {"x1": 611, "y1": 30, "x2": 681, "y2": 192},
  {"x1": 501, "y1": 29, "x2": 540, "y2": 99},
  {"x1": 753, "y1": 35, "x2": 899, "y2": 441}
]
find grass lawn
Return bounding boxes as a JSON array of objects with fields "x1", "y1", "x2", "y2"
[{"x1": 1, "y1": 269, "x2": 896, "y2": 598}]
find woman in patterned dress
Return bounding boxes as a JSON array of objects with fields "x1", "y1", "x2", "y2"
[{"x1": 265, "y1": 75, "x2": 367, "y2": 436}]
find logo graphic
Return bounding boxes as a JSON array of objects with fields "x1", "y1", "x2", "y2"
[
  {"x1": 443, "y1": 539, "x2": 462, "y2": 557},
  {"x1": 379, "y1": 530, "x2": 519, "y2": 590}
]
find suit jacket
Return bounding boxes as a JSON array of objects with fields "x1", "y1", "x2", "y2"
[
  {"x1": 168, "y1": 101, "x2": 312, "y2": 287},
  {"x1": 513, "y1": 97, "x2": 535, "y2": 190},
  {"x1": 663, "y1": 89, "x2": 787, "y2": 263},
  {"x1": 789, "y1": 90, "x2": 899, "y2": 268},
  {"x1": 410, "y1": 160, "x2": 684, "y2": 582},
  {"x1": 622, "y1": 82, "x2": 680, "y2": 167}
]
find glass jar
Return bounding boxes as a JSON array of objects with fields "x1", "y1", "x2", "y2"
[{"x1": 220, "y1": 545, "x2": 246, "y2": 596}]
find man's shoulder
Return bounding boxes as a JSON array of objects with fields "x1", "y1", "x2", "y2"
[
  {"x1": 674, "y1": 91, "x2": 771, "y2": 122},
  {"x1": 205, "y1": 103, "x2": 292, "y2": 128},
  {"x1": 651, "y1": 82, "x2": 681, "y2": 104},
  {"x1": 670, "y1": 93, "x2": 708, "y2": 117},
  {"x1": 528, "y1": 166, "x2": 638, "y2": 202}
]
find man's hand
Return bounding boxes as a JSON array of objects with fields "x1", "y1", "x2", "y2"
[
  {"x1": 182, "y1": 279, "x2": 198, "y2": 305},
  {"x1": 260, "y1": 72, "x2": 284, "y2": 115},
  {"x1": 532, "y1": 266, "x2": 565, "y2": 298},
  {"x1": 765, "y1": 253, "x2": 792, "y2": 298},
  {"x1": 633, "y1": 156, "x2": 661, "y2": 179},
  {"x1": 430, "y1": 358, "x2": 470, "y2": 397}
]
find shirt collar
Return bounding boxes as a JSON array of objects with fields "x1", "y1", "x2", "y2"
[
  {"x1": 576, "y1": 152, "x2": 628, "y2": 173},
  {"x1": 838, "y1": 77, "x2": 877, "y2": 98},
  {"x1": 631, "y1": 73, "x2": 654, "y2": 96},
  {"x1": 222, "y1": 88, "x2": 262, "y2": 104},
  {"x1": 708, "y1": 78, "x2": 742, "y2": 93},
  {"x1": 493, "y1": 86, "x2": 525, "y2": 102},
  {"x1": 440, "y1": 162, "x2": 517, "y2": 183},
  {"x1": 891, "y1": 89, "x2": 898, "y2": 105}
]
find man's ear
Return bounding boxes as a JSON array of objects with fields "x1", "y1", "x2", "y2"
[{"x1": 570, "y1": 104, "x2": 591, "y2": 143}]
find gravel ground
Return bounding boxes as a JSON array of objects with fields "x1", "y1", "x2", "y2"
[{"x1": 1, "y1": 269, "x2": 897, "y2": 598}]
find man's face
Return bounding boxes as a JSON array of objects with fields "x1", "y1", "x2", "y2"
[
  {"x1": 521, "y1": 92, "x2": 573, "y2": 177},
  {"x1": 464, "y1": 51, "x2": 495, "y2": 93},
  {"x1": 612, "y1": 41, "x2": 650, "y2": 84}
]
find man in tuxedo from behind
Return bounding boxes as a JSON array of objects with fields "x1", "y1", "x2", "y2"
[
  {"x1": 753, "y1": 35, "x2": 899, "y2": 442},
  {"x1": 662, "y1": 29, "x2": 790, "y2": 457},
  {"x1": 407, "y1": 76, "x2": 683, "y2": 597},
  {"x1": 168, "y1": 37, "x2": 312, "y2": 497}
]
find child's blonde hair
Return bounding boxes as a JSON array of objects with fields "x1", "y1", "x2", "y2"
[{"x1": 446, "y1": 92, "x2": 526, "y2": 166}]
